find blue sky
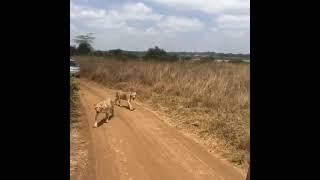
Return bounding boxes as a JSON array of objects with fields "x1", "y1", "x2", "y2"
[{"x1": 70, "y1": 0, "x2": 250, "y2": 53}]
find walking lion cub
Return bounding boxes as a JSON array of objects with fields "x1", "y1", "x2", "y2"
[
  {"x1": 93, "y1": 97, "x2": 114, "y2": 128},
  {"x1": 115, "y1": 91, "x2": 137, "y2": 111}
]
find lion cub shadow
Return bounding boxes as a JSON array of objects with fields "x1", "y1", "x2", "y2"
[{"x1": 117, "y1": 104, "x2": 135, "y2": 111}]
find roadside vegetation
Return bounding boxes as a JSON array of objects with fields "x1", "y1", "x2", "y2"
[{"x1": 70, "y1": 77, "x2": 88, "y2": 179}]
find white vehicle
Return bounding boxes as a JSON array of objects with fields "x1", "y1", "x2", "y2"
[{"x1": 70, "y1": 59, "x2": 80, "y2": 77}]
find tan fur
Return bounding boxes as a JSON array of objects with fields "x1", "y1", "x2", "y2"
[
  {"x1": 93, "y1": 97, "x2": 114, "y2": 128},
  {"x1": 115, "y1": 91, "x2": 137, "y2": 111}
]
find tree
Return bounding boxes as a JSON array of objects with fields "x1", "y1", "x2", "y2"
[
  {"x1": 144, "y1": 46, "x2": 168, "y2": 60},
  {"x1": 73, "y1": 33, "x2": 95, "y2": 54},
  {"x1": 77, "y1": 43, "x2": 92, "y2": 54},
  {"x1": 144, "y1": 46, "x2": 178, "y2": 61},
  {"x1": 109, "y1": 49, "x2": 123, "y2": 56}
]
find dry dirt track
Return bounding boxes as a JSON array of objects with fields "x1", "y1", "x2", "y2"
[{"x1": 78, "y1": 79, "x2": 245, "y2": 180}]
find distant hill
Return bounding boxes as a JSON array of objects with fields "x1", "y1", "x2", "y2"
[{"x1": 168, "y1": 52, "x2": 250, "y2": 60}]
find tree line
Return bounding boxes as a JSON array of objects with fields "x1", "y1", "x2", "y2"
[{"x1": 70, "y1": 33, "x2": 249, "y2": 62}]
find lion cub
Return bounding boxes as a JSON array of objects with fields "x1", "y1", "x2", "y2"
[
  {"x1": 115, "y1": 91, "x2": 137, "y2": 111},
  {"x1": 93, "y1": 97, "x2": 114, "y2": 128}
]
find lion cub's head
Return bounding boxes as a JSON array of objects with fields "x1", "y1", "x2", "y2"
[{"x1": 130, "y1": 92, "x2": 137, "y2": 100}]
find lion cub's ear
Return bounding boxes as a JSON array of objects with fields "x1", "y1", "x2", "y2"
[{"x1": 93, "y1": 103, "x2": 96, "y2": 107}]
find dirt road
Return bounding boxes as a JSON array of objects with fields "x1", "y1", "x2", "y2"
[{"x1": 78, "y1": 79, "x2": 244, "y2": 180}]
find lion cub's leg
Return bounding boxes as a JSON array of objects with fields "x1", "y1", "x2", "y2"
[
  {"x1": 115, "y1": 93, "x2": 121, "y2": 107},
  {"x1": 111, "y1": 104, "x2": 114, "y2": 117},
  {"x1": 93, "y1": 112, "x2": 99, "y2": 128},
  {"x1": 105, "y1": 112, "x2": 110, "y2": 123},
  {"x1": 127, "y1": 100, "x2": 134, "y2": 111}
]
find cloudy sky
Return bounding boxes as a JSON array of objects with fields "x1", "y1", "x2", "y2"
[{"x1": 70, "y1": 0, "x2": 250, "y2": 53}]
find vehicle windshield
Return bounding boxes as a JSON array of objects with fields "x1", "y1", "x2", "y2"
[{"x1": 70, "y1": 61, "x2": 78, "y2": 67}]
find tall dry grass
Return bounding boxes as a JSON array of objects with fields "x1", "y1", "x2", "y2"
[
  {"x1": 77, "y1": 56, "x2": 250, "y2": 169},
  {"x1": 70, "y1": 77, "x2": 89, "y2": 179},
  {"x1": 71, "y1": 77, "x2": 79, "y2": 117}
]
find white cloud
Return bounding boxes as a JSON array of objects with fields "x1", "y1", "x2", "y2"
[
  {"x1": 146, "y1": 0, "x2": 250, "y2": 39},
  {"x1": 70, "y1": 1, "x2": 162, "y2": 31},
  {"x1": 110, "y1": 2, "x2": 163, "y2": 21},
  {"x1": 211, "y1": 27, "x2": 218, "y2": 32},
  {"x1": 123, "y1": 2, "x2": 152, "y2": 13},
  {"x1": 70, "y1": 23, "x2": 80, "y2": 34},
  {"x1": 145, "y1": 16, "x2": 204, "y2": 35},
  {"x1": 210, "y1": 14, "x2": 249, "y2": 38},
  {"x1": 222, "y1": 30, "x2": 248, "y2": 38},
  {"x1": 71, "y1": 1, "x2": 204, "y2": 35},
  {"x1": 147, "y1": 0, "x2": 250, "y2": 15},
  {"x1": 145, "y1": 27, "x2": 158, "y2": 35},
  {"x1": 157, "y1": 16, "x2": 204, "y2": 32},
  {"x1": 71, "y1": 2, "x2": 125, "y2": 30},
  {"x1": 216, "y1": 15, "x2": 249, "y2": 30}
]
